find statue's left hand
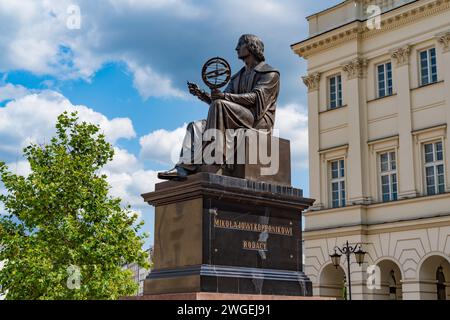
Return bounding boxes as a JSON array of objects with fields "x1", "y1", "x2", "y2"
[{"x1": 211, "y1": 90, "x2": 225, "y2": 101}]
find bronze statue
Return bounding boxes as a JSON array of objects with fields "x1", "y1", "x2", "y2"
[{"x1": 158, "y1": 34, "x2": 280, "y2": 180}]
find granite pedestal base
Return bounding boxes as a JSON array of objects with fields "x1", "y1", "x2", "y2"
[
  {"x1": 121, "y1": 292, "x2": 334, "y2": 300},
  {"x1": 142, "y1": 173, "x2": 314, "y2": 297}
]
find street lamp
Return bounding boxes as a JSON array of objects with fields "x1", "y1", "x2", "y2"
[{"x1": 330, "y1": 241, "x2": 366, "y2": 300}]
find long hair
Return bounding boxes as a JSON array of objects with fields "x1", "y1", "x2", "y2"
[{"x1": 239, "y1": 34, "x2": 265, "y2": 62}]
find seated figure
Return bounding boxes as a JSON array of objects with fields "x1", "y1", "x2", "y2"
[{"x1": 158, "y1": 34, "x2": 280, "y2": 180}]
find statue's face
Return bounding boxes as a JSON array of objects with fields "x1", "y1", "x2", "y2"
[{"x1": 235, "y1": 38, "x2": 250, "y2": 60}]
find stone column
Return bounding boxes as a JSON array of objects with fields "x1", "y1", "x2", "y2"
[
  {"x1": 390, "y1": 45, "x2": 417, "y2": 199},
  {"x1": 401, "y1": 280, "x2": 422, "y2": 300},
  {"x1": 437, "y1": 32, "x2": 450, "y2": 192},
  {"x1": 349, "y1": 271, "x2": 368, "y2": 300},
  {"x1": 342, "y1": 58, "x2": 369, "y2": 205},
  {"x1": 302, "y1": 72, "x2": 322, "y2": 208}
]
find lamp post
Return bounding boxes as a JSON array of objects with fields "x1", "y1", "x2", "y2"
[{"x1": 330, "y1": 241, "x2": 366, "y2": 300}]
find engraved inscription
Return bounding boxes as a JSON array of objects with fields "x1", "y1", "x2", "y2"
[
  {"x1": 242, "y1": 240, "x2": 268, "y2": 251},
  {"x1": 213, "y1": 217, "x2": 293, "y2": 236}
]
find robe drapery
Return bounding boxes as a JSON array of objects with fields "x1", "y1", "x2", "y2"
[
  {"x1": 178, "y1": 62, "x2": 280, "y2": 170},
  {"x1": 208, "y1": 61, "x2": 280, "y2": 131}
]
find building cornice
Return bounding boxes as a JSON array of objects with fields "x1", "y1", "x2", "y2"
[
  {"x1": 303, "y1": 213, "x2": 450, "y2": 240},
  {"x1": 291, "y1": 0, "x2": 450, "y2": 59},
  {"x1": 292, "y1": 22, "x2": 361, "y2": 59}
]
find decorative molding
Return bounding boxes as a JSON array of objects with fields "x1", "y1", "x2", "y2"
[
  {"x1": 411, "y1": 123, "x2": 447, "y2": 136},
  {"x1": 302, "y1": 72, "x2": 321, "y2": 92},
  {"x1": 319, "y1": 123, "x2": 348, "y2": 135},
  {"x1": 410, "y1": 80, "x2": 444, "y2": 91},
  {"x1": 390, "y1": 45, "x2": 411, "y2": 67},
  {"x1": 292, "y1": 0, "x2": 450, "y2": 59},
  {"x1": 318, "y1": 144, "x2": 349, "y2": 161},
  {"x1": 292, "y1": 24, "x2": 361, "y2": 59},
  {"x1": 411, "y1": 100, "x2": 445, "y2": 113},
  {"x1": 360, "y1": 0, "x2": 450, "y2": 40},
  {"x1": 342, "y1": 58, "x2": 368, "y2": 80},
  {"x1": 368, "y1": 113, "x2": 398, "y2": 124},
  {"x1": 436, "y1": 31, "x2": 450, "y2": 53},
  {"x1": 318, "y1": 143, "x2": 349, "y2": 155},
  {"x1": 367, "y1": 134, "x2": 399, "y2": 146}
]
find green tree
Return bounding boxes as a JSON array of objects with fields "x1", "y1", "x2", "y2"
[{"x1": 0, "y1": 112, "x2": 149, "y2": 300}]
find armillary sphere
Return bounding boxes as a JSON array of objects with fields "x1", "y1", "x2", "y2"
[{"x1": 201, "y1": 57, "x2": 231, "y2": 90}]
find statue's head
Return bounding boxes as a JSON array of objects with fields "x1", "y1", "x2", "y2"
[{"x1": 236, "y1": 34, "x2": 265, "y2": 62}]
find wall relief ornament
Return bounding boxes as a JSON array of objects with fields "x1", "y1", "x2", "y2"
[
  {"x1": 390, "y1": 45, "x2": 411, "y2": 67},
  {"x1": 342, "y1": 58, "x2": 368, "y2": 80},
  {"x1": 302, "y1": 72, "x2": 321, "y2": 92}
]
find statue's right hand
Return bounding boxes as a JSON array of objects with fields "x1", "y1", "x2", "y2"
[
  {"x1": 187, "y1": 82, "x2": 201, "y2": 97},
  {"x1": 187, "y1": 82, "x2": 211, "y2": 104}
]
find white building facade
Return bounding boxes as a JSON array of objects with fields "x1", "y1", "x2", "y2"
[{"x1": 292, "y1": 0, "x2": 450, "y2": 300}]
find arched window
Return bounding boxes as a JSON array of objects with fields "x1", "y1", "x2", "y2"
[{"x1": 436, "y1": 266, "x2": 446, "y2": 300}]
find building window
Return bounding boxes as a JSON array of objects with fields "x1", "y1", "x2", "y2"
[
  {"x1": 424, "y1": 141, "x2": 445, "y2": 195},
  {"x1": 379, "y1": 151, "x2": 397, "y2": 202},
  {"x1": 330, "y1": 159, "x2": 346, "y2": 208},
  {"x1": 420, "y1": 48, "x2": 437, "y2": 86},
  {"x1": 377, "y1": 62, "x2": 393, "y2": 98},
  {"x1": 328, "y1": 74, "x2": 342, "y2": 109}
]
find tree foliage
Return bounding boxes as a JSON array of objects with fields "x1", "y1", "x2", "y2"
[{"x1": 0, "y1": 112, "x2": 149, "y2": 300}]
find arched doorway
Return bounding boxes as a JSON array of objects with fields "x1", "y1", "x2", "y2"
[
  {"x1": 373, "y1": 259, "x2": 403, "y2": 300},
  {"x1": 419, "y1": 254, "x2": 450, "y2": 300},
  {"x1": 319, "y1": 263, "x2": 347, "y2": 299}
]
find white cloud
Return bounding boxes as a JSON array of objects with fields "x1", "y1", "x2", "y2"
[
  {"x1": 5, "y1": 160, "x2": 31, "y2": 177},
  {"x1": 127, "y1": 62, "x2": 186, "y2": 100},
  {"x1": 274, "y1": 103, "x2": 309, "y2": 168},
  {"x1": 108, "y1": 0, "x2": 208, "y2": 19},
  {"x1": 0, "y1": 88, "x2": 136, "y2": 162},
  {"x1": 0, "y1": 87, "x2": 159, "y2": 214},
  {"x1": 0, "y1": 0, "x2": 186, "y2": 98},
  {"x1": 0, "y1": 0, "x2": 71, "y2": 75},
  {"x1": 104, "y1": 147, "x2": 140, "y2": 173},
  {"x1": 102, "y1": 147, "x2": 161, "y2": 210},
  {"x1": 0, "y1": 0, "x2": 310, "y2": 102},
  {"x1": 139, "y1": 124, "x2": 187, "y2": 165},
  {"x1": 0, "y1": 83, "x2": 30, "y2": 102}
]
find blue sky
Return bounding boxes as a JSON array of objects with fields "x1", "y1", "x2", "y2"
[{"x1": 0, "y1": 0, "x2": 340, "y2": 248}]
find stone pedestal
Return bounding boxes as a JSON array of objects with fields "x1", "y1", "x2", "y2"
[
  {"x1": 199, "y1": 136, "x2": 291, "y2": 186},
  {"x1": 142, "y1": 172, "x2": 314, "y2": 297},
  {"x1": 121, "y1": 292, "x2": 334, "y2": 300}
]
